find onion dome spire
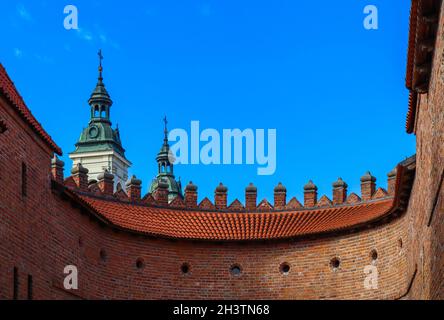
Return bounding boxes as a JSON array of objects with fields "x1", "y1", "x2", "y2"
[
  {"x1": 150, "y1": 117, "x2": 183, "y2": 201},
  {"x1": 88, "y1": 49, "x2": 112, "y2": 110},
  {"x1": 163, "y1": 115, "x2": 169, "y2": 146}
]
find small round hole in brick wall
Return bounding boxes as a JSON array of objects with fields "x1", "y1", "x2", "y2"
[
  {"x1": 136, "y1": 258, "x2": 145, "y2": 269},
  {"x1": 100, "y1": 249, "x2": 107, "y2": 262},
  {"x1": 181, "y1": 263, "x2": 190, "y2": 274},
  {"x1": 370, "y1": 249, "x2": 378, "y2": 262},
  {"x1": 230, "y1": 264, "x2": 242, "y2": 276},
  {"x1": 280, "y1": 263, "x2": 290, "y2": 274},
  {"x1": 398, "y1": 238, "x2": 403, "y2": 249},
  {"x1": 330, "y1": 257, "x2": 340, "y2": 270}
]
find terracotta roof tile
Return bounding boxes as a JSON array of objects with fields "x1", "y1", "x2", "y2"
[
  {"x1": 73, "y1": 193, "x2": 394, "y2": 241},
  {"x1": 0, "y1": 64, "x2": 62, "y2": 155}
]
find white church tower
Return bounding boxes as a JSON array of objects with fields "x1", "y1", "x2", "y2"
[{"x1": 69, "y1": 50, "x2": 131, "y2": 190}]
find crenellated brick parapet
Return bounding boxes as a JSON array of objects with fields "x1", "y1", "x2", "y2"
[{"x1": 60, "y1": 167, "x2": 395, "y2": 212}]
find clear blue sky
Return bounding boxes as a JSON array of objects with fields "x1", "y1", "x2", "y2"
[{"x1": 0, "y1": 0, "x2": 415, "y2": 203}]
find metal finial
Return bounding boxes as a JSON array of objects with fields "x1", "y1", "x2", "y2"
[
  {"x1": 163, "y1": 116, "x2": 168, "y2": 143},
  {"x1": 98, "y1": 49, "x2": 103, "y2": 80}
]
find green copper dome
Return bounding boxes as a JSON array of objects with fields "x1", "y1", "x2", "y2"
[
  {"x1": 73, "y1": 122, "x2": 125, "y2": 157},
  {"x1": 70, "y1": 50, "x2": 127, "y2": 158}
]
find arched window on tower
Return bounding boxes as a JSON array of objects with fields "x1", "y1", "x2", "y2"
[
  {"x1": 94, "y1": 105, "x2": 100, "y2": 118},
  {"x1": 100, "y1": 106, "x2": 106, "y2": 118}
]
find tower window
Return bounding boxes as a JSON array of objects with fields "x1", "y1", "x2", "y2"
[
  {"x1": 136, "y1": 258, "x2": 145, "y2": 269},
  {"x1": 100, "y1": 249, "x2": 107, "y2": 262},
  {"x1": 330, "y1": 257, "x2": 340, "y2": 270},
  {"x1": 27, "y1": 275, "x2": 33, "y2": 300},
  {"x1": 181, "y1": 263, "x2": 190, "y2": 274},
  {"x1": 13, "y1": 267, "x2": 19, "y2": 300},
  {"x1": 21, "y1": 162, "x2": 27, "y2": 197},
  {"x1": 280, "y1": 262, "x2": 290, "y2": 274},
  {"x1": 0, "y1": 120, "x2": 7, "y2": 133},
  {"x1": 230, "y1": 264, "x2": 242, "y2": 276},
  {"x1": 370, "y1": 249, "x2": 378, "y2": 263}
]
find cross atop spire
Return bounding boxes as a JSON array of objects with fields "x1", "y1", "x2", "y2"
[
  {"x1": 163, "y1": 115, "x2": 168, "y2": 144},
  {"x1": 98, "y1": 49, "x2": 104, "y2": 80}
]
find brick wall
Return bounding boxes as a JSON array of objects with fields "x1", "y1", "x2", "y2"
[
  {"x1": 0, "y1": 94, "x2": 56, "y2": 299},
  {"x1": 405, "y1": 3, "x2": 444, "y2": 300}
]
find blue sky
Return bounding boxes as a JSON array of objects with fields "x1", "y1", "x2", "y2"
[{"x1": 0, "y1": 1, "x2": 414, "y2": 203}]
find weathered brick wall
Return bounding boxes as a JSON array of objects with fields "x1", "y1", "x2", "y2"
[
  {"x1": 0, "y1": 94, "x2": 56, "y2": 300},
  {"x1": 405, "y1": 3, "x2": 444, "y2": 300}
]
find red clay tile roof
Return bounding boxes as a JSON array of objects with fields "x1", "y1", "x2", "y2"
[
  {"x1": 73, "y1": 194, "x2": 394, "y2": 241},
  {"x1": 406, "y1": 0, "x2": 418, "y2": 91},
  {"x1": 54, "y1": 155, "x2": 415, "y2": 241},
  {"x1": 0, "y1": 64, "x2": 62, "y2": 155},
  {"x1": 406, "y1": 90, "x2": 417, "y2": 134},
  {"x1": 405, "y1": 0, "x2": 419, "y2": 134}
]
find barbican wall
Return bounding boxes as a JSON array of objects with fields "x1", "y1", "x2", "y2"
[{"x1": 1, "y1": 92, "x2": 412, "y2": 299}]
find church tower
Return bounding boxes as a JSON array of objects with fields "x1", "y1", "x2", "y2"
[
  {"x1": 149, "y1": 117, "x2": 183, "y2": 202},
  {"x1": 69, "y1": 50, "x2": 131, "y2": 190}
]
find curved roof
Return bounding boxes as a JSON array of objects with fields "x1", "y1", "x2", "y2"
[
  {"x1": 74, "y1": 194, "x2": 394, "y2": 241},
  {"x1": 53, "y1": 156, "x2": 416, "y2": 241},
  {"x1": 0, "y1": 64, "x2": 62, "y2": 155},
  {"x1": 56, "y1": 155, "x2": 415, "y2": 241}
]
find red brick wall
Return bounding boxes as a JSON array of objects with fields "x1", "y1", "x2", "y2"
[
  {"x1": 36, "y1": 199, "x2": 411, "y2": 300},
  {"x1": 0, "y1": 94, "x2": 56, "y2": 299},
  {"x1": 405, "y1": 3, "x2": 444, "y2": 300}
]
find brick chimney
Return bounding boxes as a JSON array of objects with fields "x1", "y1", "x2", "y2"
[
  {"x1": 154, "y1": 179, "x2": 169, "y2": 206},
  {"x1": 51, "y1": 156, "x2": 64, "y2": 184},
  {"x1": 71, "y1": 164, "x2": 89, "y2": 192},
  {"x1": 185, "y1": 181, "x2": 198, "y2": 208},
  {"x1": 274, "y1": 182, "x2": 287, "y2": 209},
  {"x1": 245, "y1": 183, "x2": 257, "y2": 210},
  {"x1": 332, "y1": 177, "x2": 348, "y2": 205},
  {"x1": 97, "y1": 170, "x2": 114, "y2": 196},
  {"x1": 215, "y1": 183, "x2": 228, "y2": 210},
  {"x1": 304, "y1": 180, "x2": 317, "y2": 207},
  {"x1": 126, "y1": 175, "x2": 142, "y2": 202},
  {"x1": 360, "y1": 171, "x2": 376, "y2": 201},
  {"x1": 387, "y1": 168, "x2": 397, "y2": 196}
]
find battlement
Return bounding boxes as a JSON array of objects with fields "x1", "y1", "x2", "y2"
[{"x1": 53, "y1": 157, "x2": 396, "y2": 212}]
